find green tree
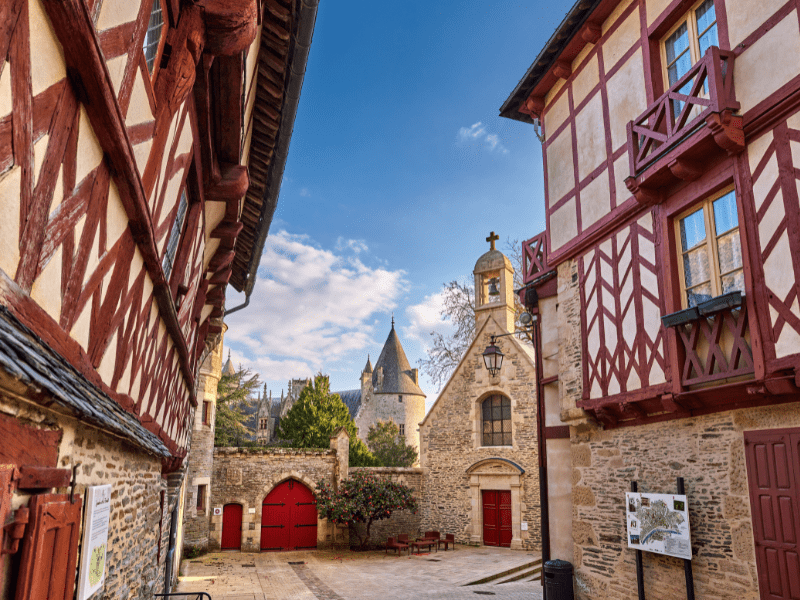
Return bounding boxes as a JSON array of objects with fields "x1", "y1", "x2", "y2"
[
  {"x1": 315, "y1": 471, "x2": 418, "y2": 549},
  {"x1": 366, "y1": 420, "x2": 417, "y2": 467},
  {"x1": 276, "y1": 374, "x2": 377, "y2": 466},
  {"x1": 214, "y1": 364, "x2": 260, "y2": 447}
]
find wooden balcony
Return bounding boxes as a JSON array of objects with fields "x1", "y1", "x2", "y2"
[
  {"x1": 625, "y1": 47, "x2": 744, "y2": 206},
  {"x1": 662, "y1": 293, "x2": 754, "y2": 388},
  {"x1": 522, "y1": 231, "x2": 550, "y2": 286}
]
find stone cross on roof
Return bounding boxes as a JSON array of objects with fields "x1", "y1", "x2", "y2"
[{"x1": 486, "y1": 231, "x2": 499, "y2": 251}]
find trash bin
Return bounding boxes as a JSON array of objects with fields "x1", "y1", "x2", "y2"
[{"x1": 543, "y1": 559, "x2": 574, "y2": 600}]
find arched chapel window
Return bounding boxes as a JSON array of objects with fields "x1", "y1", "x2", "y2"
[{"x1": 482, "y1": 395, "x2": 511, "y2": 446}]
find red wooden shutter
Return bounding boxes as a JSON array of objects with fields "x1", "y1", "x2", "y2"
[
  {"x1": 15, "y1": 493, "x2": 82, "y2": 600},
  {"x1": 744, "y1": 430, "x2": 800, "y2": 600},
  {"x1": 482, "y1": 490, "x2": 498, "y2": 546}
]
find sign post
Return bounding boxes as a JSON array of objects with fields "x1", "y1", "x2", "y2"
[{"x1": 77, "y1": 485, "x2": 112, "y2": 600}]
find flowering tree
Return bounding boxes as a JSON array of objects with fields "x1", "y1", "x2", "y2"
[{"x1": 316, "y1": 471, "x2": 418, "y2": 549}]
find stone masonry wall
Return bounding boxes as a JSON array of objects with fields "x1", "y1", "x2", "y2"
[
  {"x1": 0, "y1": 393, "x2": 168, "y2": 600},
  {"x1": 209, "y1": 447, "x2": 342, "y2": 552},
  {"x1": 348, "y1": 467, "x2": 424, "y2": 547},
  {"x1": 183, "y1": 339, "x2": 222, "y2": 551},
  {"x1": 419, "y1": 317, "x2": 541, "y2": 551},
  {"x1": 571, "y1": 402, "x2": 800, "y2": 600}
]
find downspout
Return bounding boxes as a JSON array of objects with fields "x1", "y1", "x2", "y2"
[{"x1": 532, "y1": 313, "x2": 551, "y2": 565}]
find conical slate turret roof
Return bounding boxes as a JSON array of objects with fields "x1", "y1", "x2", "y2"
[
  {"x1": 371, "y1": 323, "x2": 425, "y2": 396},
  {"x1": 363, "y1": 355, "x2": 373, "y2": 373}
]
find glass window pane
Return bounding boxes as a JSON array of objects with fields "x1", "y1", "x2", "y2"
[
  {"x1": 713, "y1": 191, "x2": 738, "y2": 235},
  {"x1": 716, "y1": 230, "x2": 742, "y2": 274},
  {"x1": 483, "y1": 421, "x2": 492, "y2": 434},
  {"x1": 696, "y1": 0, "x2": 716, "y2": 31},
  {"x1": 721, "y1": 269, "x2": 744, "y2": 294},
  {"x1": 680, "y1": 208, "x2": 707, "y2": 251},
  {"x1": 483, "y1": 433, "x2": 492, "y2": 446},
  {"x1": 143, "y1": 0, "x2": 164, "y2": 73},
  {"x1": 502, "y1": 419, "x2": 511, "y2": 433},
  {"x1": 492, "y1": 396, "x2": 500, "y2": 407},
  {"x1": 493, "y1": 421, "x2": 502, "y2": 433},
  {"x1": 698, "y1": 26, "x2": 718, "y2": 57},
  {"x1": 503, "y1": 433, "x2": 512, "y2": 446},
  {"x1": 483, "y1": 401, "x2": 491, "y2": 419},
  {"x1": 687, "y1": 282, "x2": 713, "y2": 307},
  {"x1": 665, "y1": 22, "x2": 690, "y2": 66},
  {"x1": 492, "y1": 406, "x2": 502, "y2": 420},
  {"x1": 683, "y1": 247, "x2": 711, "y2": 288},
  {"x1": 501, "y1": 405, "x2": 511, "y2": 420}
]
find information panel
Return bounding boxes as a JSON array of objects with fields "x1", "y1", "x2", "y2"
[
  {"x1": 625, "y1": 492, "x2": 692, "y2": 560},
  {"x1": 77, "y1": 485, "x2": 112, "y2": 600}
]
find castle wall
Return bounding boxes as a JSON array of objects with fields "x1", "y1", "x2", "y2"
[
  {"x1": 208, "y1": 447, "x2": 345, "y2": 552},
  {"x1": 347, "y1": 467, "x2": 424, "y2": 546}
]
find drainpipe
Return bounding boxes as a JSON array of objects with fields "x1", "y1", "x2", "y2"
[{"x1": 532, "y1": 313, "x2": 551, "y2": 566}]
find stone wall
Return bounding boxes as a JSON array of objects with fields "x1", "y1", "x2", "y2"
[
  {"x1": 348, "y1": 467, "x2": 424, "y2": 547},
  {"x1": 209, "y1": 446, "x2": 345, "y2": 552},
  {"x1": 571, "y1": 402, "x2": 800, "y2": 600},
  {"x1": 0, "y1": 393, "x2": 170, "y2": 600},
  {"x1": 419, "y1": 315, "x2": 541, "y2": 551},
  {"x1": 183, "y1": 339, "x2": 222, "y2": 551}
]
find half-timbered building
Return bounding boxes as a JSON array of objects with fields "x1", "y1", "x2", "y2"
[
  {"x1": 502, "y1": 0, "x2": 800, "y2": 597},
  {"x1": 0, "y1": 0, "x2": 317, "y2": 597}
]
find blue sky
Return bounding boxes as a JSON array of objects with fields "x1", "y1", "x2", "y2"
[{"x1": 225, "y1": 0, "x2": 574, "y2": 411}]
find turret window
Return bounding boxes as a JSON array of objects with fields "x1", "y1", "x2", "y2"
[
  {"x1": 398, "y1": 395, "x2": 403, "y2": 403},
  {"x1": 399, "y1": 424, "x2": 405, "y2": 436},
  {"x1": 482, "y1": 395, "x2": 512, "y2": 446}
]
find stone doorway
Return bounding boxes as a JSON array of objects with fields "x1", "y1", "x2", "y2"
[
  {"x1": 467, "y1": 458, "x2": 525, "y2": 549},
  {"x1": 482, "y1": 490, "x2": 512, "y2": 547}
]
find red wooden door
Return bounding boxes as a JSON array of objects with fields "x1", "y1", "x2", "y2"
[
  {"x1": 744, "y1": 430, "x2": 800, "y2": 600},
  {"x1": 261, "y1": 479, "x2": 317, "y2": 551},
  {"x1": 482, "y1": 490, "x2": 512, "y2": 548},
  {"x1": 221, "y1": 504, "x2": 243, "y2": 550}
]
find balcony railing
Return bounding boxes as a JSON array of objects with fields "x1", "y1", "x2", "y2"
[
  {"x1": 625, "y1": 47, "x2": 742, "y2": 203},
  {"x1": 663, "y1": 293, "x2": 754, "y2": 388},
  {"x1": 522, "y1": 231, "x2": 550, "y2": 286}
]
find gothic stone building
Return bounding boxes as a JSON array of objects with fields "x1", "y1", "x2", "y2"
[
  {"x1": 0, "y1": 0, "x2": 317, "y2": 597},
  {"x1": 418, "y1": 241, "x2": 555, "y2": 552},
  {"x1": 502, "y1": 0, "x2": 800, "y2": 597}
]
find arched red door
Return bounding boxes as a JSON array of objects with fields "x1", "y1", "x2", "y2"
[
  {"x1": 221, "y1": 504, "x2": 243, "y2": 549},
  {"x1": 261, "y1": 479, "x2": 317, "y2": 551}
]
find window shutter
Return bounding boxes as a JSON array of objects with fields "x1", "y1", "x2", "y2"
[{"x1": 15, "y1": 493, "x2": 82, "y2": 600}]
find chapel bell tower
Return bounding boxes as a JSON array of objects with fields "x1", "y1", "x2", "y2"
[{"x1": 473, "y1": 231, "x2": 515, "y2": 333}]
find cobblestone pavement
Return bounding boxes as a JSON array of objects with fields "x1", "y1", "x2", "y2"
[{"x1": 177, "y1": 546, "x2": 543, "y2": 600}]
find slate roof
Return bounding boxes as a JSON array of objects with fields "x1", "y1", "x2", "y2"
[
  {"x1": 335, "y1": 389, "x2": 362, "y2": 419},
  {"x1": 371, "y1": 325, "x2": 425, "y2": 396},
  {"x1": 363, "y1": 356, "x2": 373, "y2": 373},
  {"x1": 0, "y1": 306, "x2": 171, "y2": 457},
  {"x1": 270, "y1": 397, "x2": 282, "y2": 418}
]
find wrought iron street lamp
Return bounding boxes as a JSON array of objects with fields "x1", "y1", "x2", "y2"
[{"x1": 481, "y1": 312, "x2": 536, "y2": 376}]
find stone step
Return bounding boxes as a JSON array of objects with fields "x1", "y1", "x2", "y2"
[
  {"x1": 462, "y1": 558, "x2": 543, "y2": 586},
  {"x1": 496, "y1": 565, "x2": 542, "y2": 584}
]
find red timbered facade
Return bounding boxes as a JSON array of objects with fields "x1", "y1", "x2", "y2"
[
  {"x1": 503, "y1": 0, "x2": 800, "y2": 597},
  {"x1": 0, "y1": 0, "x2": 316, "y2": 596}
]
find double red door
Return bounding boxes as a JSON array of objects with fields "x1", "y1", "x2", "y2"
[
  {"x1": 482, "y1": 490, "x2": 512, "y2": 547},
  {"x1": 261, "y1": 479, "x2": 318, "y2": 551},
  {"x1": 744, "y1": 430, "x2": 800, "y2": 599},
  {"x1": 221, "y1": 503, "x2": 243, "y2": 549}
]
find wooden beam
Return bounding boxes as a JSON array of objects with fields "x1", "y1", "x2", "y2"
[
  {"x1": 552, "y1": 59, "x2": 572, "y2": 80},
  {"x1": 40, "y1": 0, "x2": 196, "y2": 402}
]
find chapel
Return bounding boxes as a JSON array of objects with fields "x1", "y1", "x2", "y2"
[{"x1": 418, "y1": 236, "x2": 543, "y2": 550}]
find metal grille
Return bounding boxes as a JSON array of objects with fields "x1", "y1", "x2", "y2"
[
  {"x1": 143, "y1": 0, "x2": 164, "y2": 73},
  {"x1": 162, "y1": 190, "x2": 188, "y2": 279}
]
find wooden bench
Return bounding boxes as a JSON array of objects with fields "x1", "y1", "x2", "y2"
[{"x1": 385, "y1": 536, "x2": 409, "y2": 555}]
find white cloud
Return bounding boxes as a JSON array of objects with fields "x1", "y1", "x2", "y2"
[
  {"x1": 299, "y1": 187, "x2": 311, "y2": 197},
  {"x1": 225, "y1": 230, "x2": 408, "y2": 382},
  {"x1": 335, "y1": 237, "x2": 368, "y2": 254},
  {"x1": 403, "y1": 290, "x2": 455, "y2": 351},
  {"x1": 456, "y1": 121, "x2": 509, "y2": 154}
]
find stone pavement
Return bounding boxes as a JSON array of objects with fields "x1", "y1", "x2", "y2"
[{"x1": 177, "y1": 545, "x2": 544, "y2": 600}]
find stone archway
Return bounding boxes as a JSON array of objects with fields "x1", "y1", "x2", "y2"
[{"x1": 466, "y1": 458, "x2": 525, "y2": 549}]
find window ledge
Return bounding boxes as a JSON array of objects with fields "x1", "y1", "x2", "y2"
[{"x1": 662, "y1": 291, "x2": 743, "y2": 327}]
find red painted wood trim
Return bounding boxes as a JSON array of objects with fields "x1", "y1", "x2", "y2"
[
  {"x1": 40, "y1": 0, "x2": 196, "y2": 398},
  {"x1": 0, "y1": 0, "x2": 25, "y2": 79},
  {"x1": 15, "y1": 466, "x2": 71, "y2": 489},
  {"x1": 0, "y1": 412, "x2": 61, "y2": 467},
  {"x1": 544, "y1": 425, "x2": 570, "y2": 439}
]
